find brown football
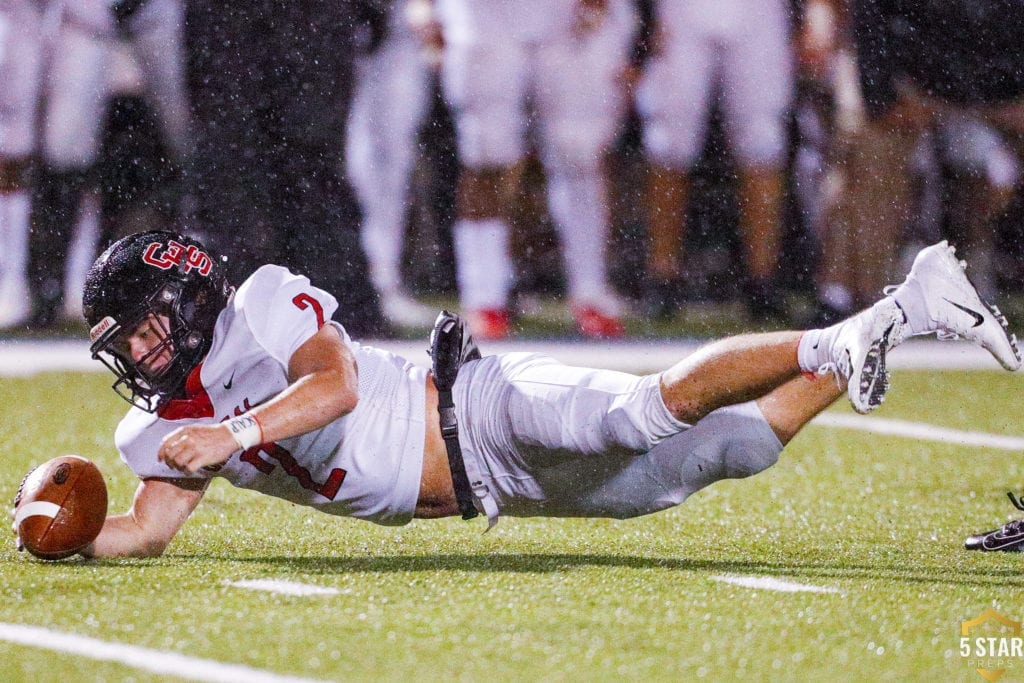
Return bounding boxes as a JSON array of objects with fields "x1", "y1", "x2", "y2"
[{"x1": 14, "y1": 455, "x2": 108, "y2": 560}]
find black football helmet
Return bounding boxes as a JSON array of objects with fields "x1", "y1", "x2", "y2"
[{"x1": 82, "y1": 230, "x2": 231, "y2": 412}]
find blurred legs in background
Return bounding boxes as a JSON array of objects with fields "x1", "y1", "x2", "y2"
[
  {"x1": 347, "y1": 1, "x2": 438, "y2": 329},
  {"x1": 637, "y1": 0, "x2": 794, "y2": 324},
  {"x1": 0, "y1": 0, "x2": 42, "y2": 328},
  {"x1": 436, "y1": 0, "x2": 636, "y2": 339}
]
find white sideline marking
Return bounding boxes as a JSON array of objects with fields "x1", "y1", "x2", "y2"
[
  {"x1": 813, "y1": 413, "x2": 1024, "y2": 451},
  {"x1": 226, "y1": 579, "x2": 340, "y2": 596},
  {"x1": 0, "y1": 622, "x2": 324, "y2": 683},
  {"x1": 4, "y1": 339, "x2": 1021, "y2": 449},
  {"x1": 713, "y1": 575, "x2": 841, "y2": 594},
  {"x1": 0, "y1": 338, "x2": 1009, "y2": 375},
  {"x1": 0, "y1": 340, "x2": 99, "y2": 375}
]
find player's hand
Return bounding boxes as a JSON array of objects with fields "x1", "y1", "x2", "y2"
[{"x1": 158, "y1": 424, "x2": 238, "y2": 474}]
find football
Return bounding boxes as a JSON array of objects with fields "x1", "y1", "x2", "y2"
[{"x1": 14, "y1": 455, "x2": 108, "y2": 560}]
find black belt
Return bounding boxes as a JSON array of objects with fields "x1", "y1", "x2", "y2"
[
  {"x1": 429, "y1": 311, "x2": 482, "y2": 521},
  {"x1": 437, "y1": 389, "x2": 478, "y2": 520}
]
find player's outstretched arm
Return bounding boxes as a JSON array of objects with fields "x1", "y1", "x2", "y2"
[
  {"x1": 80, "y1": 477, "x2": 208, "y2": 558},
  {"x1": 264, "y1": 322, "x2": 360, "y2": 444},
  {"x1": 158, "y1": 324, "x2": 359, "y2": 474}
]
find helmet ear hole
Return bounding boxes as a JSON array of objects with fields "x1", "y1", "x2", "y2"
[{"x1": 158, "y1": 284, "x2": 177, "y2": 304}]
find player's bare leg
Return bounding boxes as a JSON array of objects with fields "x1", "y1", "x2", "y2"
[
  {"x1": 737, "y1": 164, "x2": 785, "y2": 320},
  {"x1": 755, "y1": 375, "x2": 844, "y2": 445},
  {"x1": 659, "y1": 331, "x2": 803, "y2": 425},
  {"x1": 737, "y1": 165, "x2": 782, "y2": 281},
  {"x1": 452, "y1": 164, "x2": 521, "y2": 339},
  {"x1": 644, "y1": 162, "x2": 688, "y2": 318},
  {"x1": 658, "y1": 288, "x2": 916, "y2": 426},
  {"x1": 456, "y1": 165, "x2": 520, "y2": 228},
  {"x1": 660, "y1": 301, "x2": 895, "y2": 425}
]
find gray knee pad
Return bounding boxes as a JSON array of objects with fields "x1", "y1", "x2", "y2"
[
  {"x1": 649, "y1": 401, "x2": 783, "y2": 500},
  {"x1": 504, "y1": 400, "x2": 783, "y2": 521}
]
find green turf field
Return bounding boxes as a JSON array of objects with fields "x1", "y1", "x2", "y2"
[{"x1": 2, "y1": 369, "x2": 1023, "y2": 682}]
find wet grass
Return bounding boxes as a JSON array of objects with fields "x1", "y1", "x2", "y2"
[{"x1": 2, "y1": 369, "x2": 1023, "y2": 680}]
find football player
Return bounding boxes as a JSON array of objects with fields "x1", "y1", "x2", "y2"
[
  {"x1": 966, "y1": 492, "x2": 1024, "y2": 553},
  {"x1": 26, "y1": 0, "x2": 191, "y2": 327},
  {"x1": 433, "y1": 0, "x2": 638, "y2": 339},
  {"x1": 42, "y1": 230, "x2": 1018, "y2": 558},
  {"x1": 636, "y1": 0, "x2": 795, "y2": 322},
  {"x1": 0, "y1": 0, "x2": 43, "y2": 327},
  {"x1": 346, "y1": 0, "x2": 438, "y2": 329}
]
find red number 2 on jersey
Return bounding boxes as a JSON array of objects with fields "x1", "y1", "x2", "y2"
[
  {"x1": 232, "y1": 293, "x2": 339, "y2": 497},
  {"x1": 240, "y1": 444, "x2": 347, "y2": 501},
  {"x1": 292, "y1": 293, "x2": 326, "y2": 328}
]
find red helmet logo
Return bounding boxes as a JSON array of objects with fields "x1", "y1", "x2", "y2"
[{"x1": 142, "y1": 240, "x2": 213, "y2": 276}]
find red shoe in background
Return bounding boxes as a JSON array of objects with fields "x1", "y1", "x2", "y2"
[
  {"x1": 467, "y1": 308, "x2": 511, "y2": 340},
  {"x1": 572, "y1": 305, "x2": 625, "y2": 339}
]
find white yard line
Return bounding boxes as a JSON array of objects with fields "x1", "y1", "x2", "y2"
[
  {"x1": 812, "y1": 413, "x2": 1024, "y2": 451},
  {"x1": 712, "y1": 575, "x2": 842, "y2": 594},
  {"x1": 0, "y1": 340, "x2": 99, "y2": 375},
  {"x1": 0, "y1": 622, "x2": 325, "y2": 683},
  {"x1": 226, "y1": 579, "x2": 341, "y2": 596}
]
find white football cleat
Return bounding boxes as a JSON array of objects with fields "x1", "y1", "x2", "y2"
[
  {"x1": 831, "y1": 300, "x2": 907, "y2": 414},
  {"x1": 887, "y1": 240, "x2": 1021, "y2": 371}
]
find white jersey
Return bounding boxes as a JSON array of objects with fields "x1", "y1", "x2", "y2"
[{"x1": 114, "y1": 265, "x2": 428, "y2": 526}]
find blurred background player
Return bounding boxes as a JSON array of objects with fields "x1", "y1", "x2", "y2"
[
  {"x1": 906, "y1": 113, "x2": 1019, "y2": 303},
  {"x1": 347, "y1": 0, "x2": 438, "y2": 329},
  {"x1": 636, "y1": 0, "x2": 795, "y2": 323},
  {"x1": 809, "y1": 0, "x2": 1024, "y2": 324},
  {"x1": 434, "y1": 0, "x2": 638, "y2": 340},
  {"x1": 24, "y1": 0, "x2": 191, "y2": 329},
  {"x1": 185, "y1": 0, "x2": 388, "y2": 338},
  {"x1": 0, "y1": 0, "x2": 44, "y2": 328}
]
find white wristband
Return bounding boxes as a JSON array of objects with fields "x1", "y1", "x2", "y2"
[{"x1": 225, "y1": 413, "x2": 264, "y2": 450}]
